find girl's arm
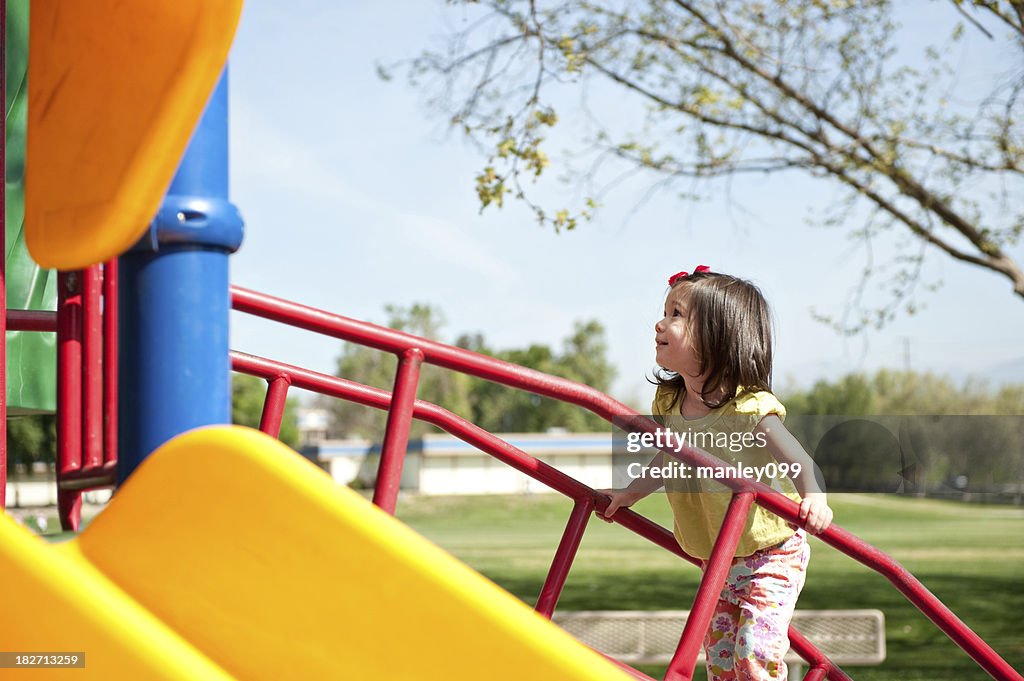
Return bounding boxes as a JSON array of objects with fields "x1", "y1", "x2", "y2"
[{"x1": 755, "y1": 414, "x2": 834, "y2": 534}]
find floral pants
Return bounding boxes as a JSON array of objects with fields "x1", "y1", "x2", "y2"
[{"x1": 702, "y1": 530, "x2": 810, "y2": 681}]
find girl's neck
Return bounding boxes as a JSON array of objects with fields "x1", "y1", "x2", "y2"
[{"x1": 679, "y1": 383, "x2": 725, "y2": 420}]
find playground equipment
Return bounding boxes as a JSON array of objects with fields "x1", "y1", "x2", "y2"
[
  {"x1": 1, "y1": 2, "x2": 1021, "y2": 680},
  {"x1": 24, "y1": 0, "x2": 242, "y2": 270},
  {"x1": 0, "y1": 427, "x2": 635, "y2": 680}
]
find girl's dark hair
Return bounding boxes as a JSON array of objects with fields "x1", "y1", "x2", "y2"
[{"x1": 653, "y1": 271, "x2": 774, "y2": 411}]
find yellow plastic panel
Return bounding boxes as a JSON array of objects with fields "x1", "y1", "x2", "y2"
[
  {"x1": 0, "y1": 514, "x2": 236, "y2": 680},
  {"x1": 75, "y1": 426, "x2": 634, "y2": 681},
  {"x1": 25, "y1": 0, "x2": 243, "y2": 269}
]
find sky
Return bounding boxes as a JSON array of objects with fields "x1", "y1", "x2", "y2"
[{"x1": 225, "y1": 2, "x2": 1024, "y2": 409}]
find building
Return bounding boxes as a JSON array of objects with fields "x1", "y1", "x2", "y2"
[{"x1": 305, "y1": 431, "x2": 618, "y2": 495}]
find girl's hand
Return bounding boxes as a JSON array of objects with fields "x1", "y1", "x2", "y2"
[
  {"x1": 798, "y1": 492, "x2": 833, "y2": 534},
  {"x1": 595, "y1": 489, "x2": 648, "y2": 522}
]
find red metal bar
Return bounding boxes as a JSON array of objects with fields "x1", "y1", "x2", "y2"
[
  {"x1": 231, "y1": 351, "x2": 597, "y2": 502},
  {"x1": 664, "y1": 492, "x2": 756, "y2": 681},
  {"x1": 535, "y1": 497, "x2": 595, "y2": 618},
  {"x1": 787, "y1": 628, "x2": 854, "y2": 681},
  {"x1": 231, "y1": 286, "x2": 632, "y2": 419},
  {"x1": 372, "y1": 348, "x2": 424, "y2": 514},
  {"x1": 103, "y1": 259, "x2": 118, "y2": 465},
  {"x1": 258, "y1": 375, "x2": 291, "y2": 438},
  {"x1": 232, "y1": 290, "x2": 808, "y2": 509},
  {"x1": 81, "y1": 265, "x2": 103, "y2": 469},
  {"x1": 57, "y1": 461, "x2": 117, "y2": 492},
  {"x1": 803, "y1": 666, "x2": 828, "y2": 681},
  {"x1": 57, "y1": 271, "x2": 84, "y2": 531},
  {"x1": 230, "y1": 360, "x2": 658, "y2": 535},
  {"x1": 233, "y1": 288, "x2": 804, "y2": 503},
  {"x1": 6, "y1": 309, "x2": 58, "y2": 331}
]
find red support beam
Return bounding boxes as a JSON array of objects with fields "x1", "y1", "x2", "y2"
[
  {"x1": 230, "y1": 351, "x2": 599, "y2": 505},
  {"x1": 6, "y1": 309, "x2": 57, "y2": 331},
  {"x1": 57, "y1": 461, "x2": 117, "y2": 492},
  {"x1": 103, "y1": 259, "x2": 118, "y2": 465},
  {"x1": 786, "y1": 628, "x2": 854, "y2": 681},
  {"x1": 535, "y1": 496, "x2": 594, "y2": 619},
  {"x1": 81, "y1": 264, "x2": 103, "y2": 470},
  {"x1": 664, "y1": 492, "x2": 756, "y2": 681},
  {"x1": 259, "y1": 374, "x2": 291, "y2": 438},
  {"x1": 803, "y1": 666, "x2": 828, "y2": 681},
  {"x1": 372, "y1": 348, "x2": 423, "y2": 514},
  {"x1": 57, "y1": 271, "x2": 84, "y2": 531},
  {"x1": 231, "y1": 286, "x2": 632, "y2": 419}
]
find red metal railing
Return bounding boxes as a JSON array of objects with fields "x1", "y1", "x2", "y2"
[
  {"x1": 1, "y1": 281, "x2": 1020, "y2": 680},
  {"x1": 2, "y1": 263, "x2": 117, "y2": 527},
  {"x1": 226, "y1": 351, "x2": 842, "y2": 681},
  {"x1": 228, "y1": 287, "x2": 1022, "y2": 681},
  {"x1": 53, "y1": 263, "x2": 119, "y2": 527}
]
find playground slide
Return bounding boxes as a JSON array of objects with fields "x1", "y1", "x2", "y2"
[
  {"x1": 0, "y1": 426, "x2": 634, "y2": 680},
  {"x1": 24, "y1": 0, "x2": 243, "y2": 270},
  {"x1": 0, "y1": 513, "x2": 236, "y2": 680}
]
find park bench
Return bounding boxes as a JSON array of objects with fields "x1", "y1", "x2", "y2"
[{"x1": 552, "y1": 609, "x2": 885, "y2": 680}]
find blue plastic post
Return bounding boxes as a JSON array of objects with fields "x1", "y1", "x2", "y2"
[{"x1": 117, "y1": 70, "x2": 244, "y2": 485}]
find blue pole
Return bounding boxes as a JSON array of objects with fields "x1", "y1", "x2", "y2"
[{"x1": 117, "y1": 70, "x2": 244, "y2": 485}]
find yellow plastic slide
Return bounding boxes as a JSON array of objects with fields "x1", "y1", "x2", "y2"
[
  {"x1": 0, "y1": 426, "x2": 633, "y2": 680},
  {"x1": 25, "y1": 0, "x2": 243, "y2": 270}
]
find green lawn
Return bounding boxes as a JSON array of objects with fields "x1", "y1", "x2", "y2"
[
  {"x1": 27, "y1": 491, "x2": 1022, "y2": 679},
  {"x1": 396, "y1": 493, "x2": 1024, "y2": 681}
]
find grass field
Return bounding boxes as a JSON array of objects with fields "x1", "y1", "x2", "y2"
[
  {"x1": 29, "y1": 491, "x2": 1021, "y2": 679},
  {"x1": 395, "y1": 492, "x2": 1024, "y2": 681}
]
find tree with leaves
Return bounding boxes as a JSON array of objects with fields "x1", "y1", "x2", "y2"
[
  {"x1": 399, "y1": 0, "x2": 1023, "y2": 331},
  {"x1": 6, "y1": 415, "x2": 56, "y2": 468},
  {"x1": 457, "y1": 319, "x2": 616, "y2": 432},
  {"x1": 783, "y1": 369, "x2": 1024, "y2": 496},
  {"x1": 327, "y1": 304, "x2": 615, "y2": 437}
]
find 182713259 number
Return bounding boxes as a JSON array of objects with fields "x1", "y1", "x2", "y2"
[{"x1": 0, "y1": 652, "x2": 85, "y2": 668}]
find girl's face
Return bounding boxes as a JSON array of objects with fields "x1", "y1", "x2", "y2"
[{"x1": 655, "y1": 286, "x2": 703, "y2": 382}]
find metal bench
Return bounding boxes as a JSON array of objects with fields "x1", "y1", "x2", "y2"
[{"x1": 552, "y1": 609, "x2": 885, "y2": 680}]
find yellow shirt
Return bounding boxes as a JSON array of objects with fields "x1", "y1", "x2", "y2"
[{"x1": 652, "y1": 385, "x2": 800, "y2": 559}]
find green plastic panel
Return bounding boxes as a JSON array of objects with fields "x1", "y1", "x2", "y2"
[{"x1": 6, "y1": 0, "x2": 57, "y2": 414}]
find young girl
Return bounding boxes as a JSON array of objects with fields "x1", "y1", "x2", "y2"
[{"x1": 602, "y1": 267, "x2": 833, "y2": 681}]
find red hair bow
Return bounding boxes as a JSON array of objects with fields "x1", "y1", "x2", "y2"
[{"x1": 667, "y1": 265, "x2": 711, "y2": 286}]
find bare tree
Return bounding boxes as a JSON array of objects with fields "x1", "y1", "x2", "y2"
[{"x1": 396, "y1": 0, "x2": 1024, "y2": 332}]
